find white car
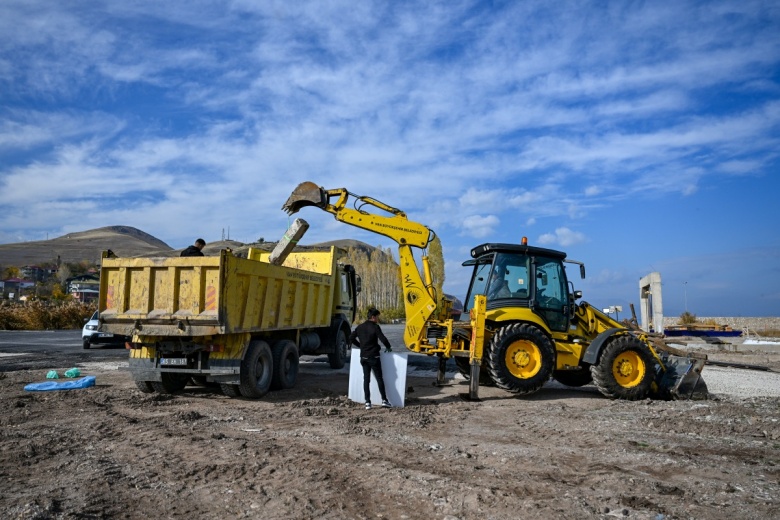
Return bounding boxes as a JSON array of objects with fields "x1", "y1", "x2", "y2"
[{"x1": 82, "y1": 311, "x2": 129, "y2": 349}]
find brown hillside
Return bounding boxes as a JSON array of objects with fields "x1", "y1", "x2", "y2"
[{"x1": 0, "y1": 226, "x2": 173, "y2": 267}]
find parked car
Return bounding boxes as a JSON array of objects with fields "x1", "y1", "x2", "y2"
[{"x1": 82, "y1": 311, "x2": 129, "y2": 349}]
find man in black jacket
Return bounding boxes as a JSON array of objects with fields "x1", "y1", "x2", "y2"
[
  {"x1": 181, "y1": 238, "x2": 206, "y2": 257},
  {"x1": 349, "y1": 308, "x2": 393, "y2": 409}
]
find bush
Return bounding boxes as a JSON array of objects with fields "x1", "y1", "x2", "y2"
[
  {"x1": 678, "y1": 311, "x2": 697, "y2": 325},
  {"x1": 0, "y1": 301, "x2": 94, "y2": 330}
]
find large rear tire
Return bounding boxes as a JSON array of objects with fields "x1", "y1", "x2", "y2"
[
  {"x1": 150, "y1": 372, "x2": 189, "y2": 394},
  {"x1": 591, "y1": 335, "x2": 656, "y2": 400},
  {"x1": 487, "y1": 323, "x2": 555, "y2": 395},
  {"x1": 271, "y1": 340, "x2": 299, "y2": 390},
  {"x1": 239, "y1": 340, "x2": 273, "y2": 398},
  {"x1": 328, "y1": 328, "x2": 348, "y2": 369}
]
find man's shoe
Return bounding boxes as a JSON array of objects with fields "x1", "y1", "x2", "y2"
[
  {"x1": 365, "y1": 402, "x2": 372, "y2": 410},
  {"x1": 381, "y1": 400, "x2": 392, "y2": 408}
]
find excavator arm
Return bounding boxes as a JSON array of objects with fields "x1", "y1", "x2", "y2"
[{"x1": 283, "y1": 182, "x2": 439, "y2": 351}]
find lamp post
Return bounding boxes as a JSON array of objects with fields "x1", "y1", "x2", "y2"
[{"x1": 684, "y1": 281, "x2": 688, "y2": 313}]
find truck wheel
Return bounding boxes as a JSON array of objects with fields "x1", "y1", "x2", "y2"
[
  {"x1": 239, "y1": 340, "x2": 273, "y2": 398},
  {"x1": 328, "y1": 328, "x2": 348, "y2": 369},
  {"x1": 220, "y1": 384, "x2": 241, "y2": 397},
  {"x1": 553, "y1": 367, "x2": 593, "y2": 387},
  {"x1": 591, "y1": 335, "x2": 656, "y2": 400},
  {"x1": 151, "y1": 372, "x2": 189, "y2": 394},
  {"x1": 487, "y1": 323, "x2": 555, "y2": 395},
  {"x1": 82, "y1": 339, "x2": 90, "y2": 350},
  {"x1": 271, "y1": 340, "x2": 299, "y2": 390},
  {"x1": 134, "y1": 380, "x2": 155, "y2": 393}
]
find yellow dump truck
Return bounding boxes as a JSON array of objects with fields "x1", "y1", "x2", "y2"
[{"x1": 97, "y1": 246, "x2": 359, "y2": 398}]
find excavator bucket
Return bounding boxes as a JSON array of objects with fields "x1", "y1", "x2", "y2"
[
  {"x1": 657, "y1": 352, "x2": 708, "y2": 400},
  {"x1": 282, "y1": 182, "x2": 327, "y2": 215}
]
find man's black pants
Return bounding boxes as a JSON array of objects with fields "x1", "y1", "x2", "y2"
[{"x1": 360, "y1": 356, "x2": 388, "y2": 403}]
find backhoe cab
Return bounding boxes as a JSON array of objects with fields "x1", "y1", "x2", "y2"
[{"x1": 284, "y1": 181, "x2": 707, "y2": 401}]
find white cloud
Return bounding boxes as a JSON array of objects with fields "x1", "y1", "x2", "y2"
[
  {"x1": 538, "y1": 227, "x2": 587, "y2": 247},
  {"x1": 460, "y1": 215, "x2": 500, "y2": 239}
]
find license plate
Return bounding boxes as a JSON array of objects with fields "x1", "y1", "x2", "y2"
[
  {"x1": 161, "y1": 358, "x2": 187, "y2": 366},
  {"x1": 98, "y1": 333, "x2": 113, "y2": 338}
]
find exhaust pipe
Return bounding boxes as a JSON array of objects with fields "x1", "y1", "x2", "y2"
[{"x1": 282, "y1": 182, "x2": 327, "y2": 215}]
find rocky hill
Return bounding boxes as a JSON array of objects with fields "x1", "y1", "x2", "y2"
[{"x1": 0, "y1": 227, "x2": 384, "y2": 268}]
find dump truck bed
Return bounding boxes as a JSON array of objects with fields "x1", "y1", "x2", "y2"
[{"x1": 98, "y1": 249, "x2": 340, "y2": 337}]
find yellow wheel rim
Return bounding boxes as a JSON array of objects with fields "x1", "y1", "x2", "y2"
[
  {"x1": 505, "y1": 340, "x2": 541, "y2": 379},
  {"x1": 612, "y1": 351, "x2": 646, "y2": 388}
]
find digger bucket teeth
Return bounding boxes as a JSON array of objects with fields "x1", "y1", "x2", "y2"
[
  {"x1": 658, "y1": 355, "x2": 708, "y2": 400},
  {"x1": 282, "y1": 182, "x2": 327, "y2": 215}
]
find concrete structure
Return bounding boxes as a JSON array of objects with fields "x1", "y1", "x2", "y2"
[{"x1": 639, "y1": 272, "x2": 663, "y2": 333}]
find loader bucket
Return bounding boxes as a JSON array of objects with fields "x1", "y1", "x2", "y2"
[
  {"x1": 283, "y1": 182, "x2": 327, "y2": 215},
  {"x1": 657, "y1": 354, "x2": 708, "y2": 400}
]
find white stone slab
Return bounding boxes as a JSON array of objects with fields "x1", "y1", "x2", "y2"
[{"x1": 348, "y1": 349, "x2": 408, "y2": 407}]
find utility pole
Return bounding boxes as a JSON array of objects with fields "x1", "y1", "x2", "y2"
[{"x1": 684, "y1": 281, "x2": 688, "y2": 312}]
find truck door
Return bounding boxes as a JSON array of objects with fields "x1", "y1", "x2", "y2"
[{"x1": 533, "y1": 257, "x2": 569, "y2": 332}]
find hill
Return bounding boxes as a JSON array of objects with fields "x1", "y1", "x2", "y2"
[
  {"x1": 0, "y1": 227, "x2": 388, "y2": 268},
  {"x1": 0, "y1": 226, "x2": 173, "y2": 268}
]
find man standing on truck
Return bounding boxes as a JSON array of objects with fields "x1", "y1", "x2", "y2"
[
  {"x1": 350, "y1": 308, "x2": 393, "y2": 410},
  {"x1": 181, "y1": 238, "x2": 206, "y2": 257}
]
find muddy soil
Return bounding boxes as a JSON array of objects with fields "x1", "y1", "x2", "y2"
[{"x1": 1, "y1": 350, "x2": 779, "y2": 520}]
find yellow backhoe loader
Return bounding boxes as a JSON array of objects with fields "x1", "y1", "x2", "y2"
[{"x1": 283, "y1": 182, "x2": 707, "y2": 401}]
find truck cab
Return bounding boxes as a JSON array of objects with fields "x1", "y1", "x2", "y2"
[{"x1": 462, "y1": 242, "x2": 581, "y2": 334}]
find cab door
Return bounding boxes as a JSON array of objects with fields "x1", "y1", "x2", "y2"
[{"x1": 533, "y1": 257, "x2": 569, "y2": 332}]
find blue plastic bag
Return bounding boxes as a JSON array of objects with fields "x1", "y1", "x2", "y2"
[{"x1": 24, "y1": 376, "x2": 96, "y2": 392}]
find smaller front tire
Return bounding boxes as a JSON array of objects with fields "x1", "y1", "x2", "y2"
[{"x1": 591, "y1": 335, "x2": 656, "y2": 400}]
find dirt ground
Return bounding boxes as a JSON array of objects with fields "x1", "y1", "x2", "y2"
[{"x1": 1, "y1": 349, "x2": 779, "y2": 520}]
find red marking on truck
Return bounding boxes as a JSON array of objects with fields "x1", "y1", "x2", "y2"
[{"x1": 205, "y1": 286, "x2": 217, "y2": 311}]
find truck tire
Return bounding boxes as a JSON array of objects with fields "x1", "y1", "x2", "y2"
[
  {"x1": 220, "y1": 384, "x2": 241, "y2": 397},
  {"x1": 271, "y1": 340, "x2": 299, "y2": 390},
  {"x1": 134, "y1": 380, "x2": 155, "y2": 393},
  {"x1": 239, "y1": 340, "x2": 273, "y2": 398},
  {"x1": 591, "y1": 335, "x2": 656, "y2": 400},
  {"x1": 328, "y1": 328, "x2": 349, "y2": 369},
  {"x1": 553, "y1": 367, "x2": 593, "y2": 387},
  {"x1": 151, "y1": 372, "x2": 189, "y2": 394},
  {"x1": 487, "y1": 323, "x2": 555, "y2": 395}
]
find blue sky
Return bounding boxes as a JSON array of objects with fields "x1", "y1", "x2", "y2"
[{"x1": 1, "y1": 1, "x2": 778, "y2": 317}]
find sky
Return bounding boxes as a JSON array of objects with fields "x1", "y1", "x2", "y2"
[{"x1": 1, "y1": 0, "x2": 779, "y2": 317}]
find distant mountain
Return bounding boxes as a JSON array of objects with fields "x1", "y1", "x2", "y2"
[
  {"x1": 0, "y1": 226, "x2": 173, "y2": 267},
  {"x1": 0, "y1": 226, "x2": 389, "y2": 268}
]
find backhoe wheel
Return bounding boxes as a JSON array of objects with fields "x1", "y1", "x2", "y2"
[
  {"x1": 553, "y1": 367, "x2": 593, "y2": 387},
  {"x1": 239, "y1": 340, "x2": 273, "y2": 398},
  {"x1": 134, "y1": 380, "x2": 155, "y2": 393},
  {"x1": 487, "y1": 323, "x2": 555, "y2": 395},
  {"x1": 271, "y1": 340, "x2": 299, "y2": 390},
  {"x1": 151, "y1": 372, "x2": 189, "y2": 394},
  {"x1": 328, "y1": 328, "x2": 348, "y2": 369},
  {"x1": 591, "y1": 335, "x2": 656, "y2": 400},
  {"x1": 220, "y1": 383, "x2": 241, "y2": 397}
]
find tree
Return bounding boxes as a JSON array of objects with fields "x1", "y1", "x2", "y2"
[
  {"x1": 2, "y1": 266, "x2": 20, "y2": 279},
  {"x1": 427, "y1": 235, "x2": 445, "y2": 304}
]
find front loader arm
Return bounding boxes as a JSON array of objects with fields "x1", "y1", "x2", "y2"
[{"x1": 283, "y1": 182, "x2": 437, "y2": 351}]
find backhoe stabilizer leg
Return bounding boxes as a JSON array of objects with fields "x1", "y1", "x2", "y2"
[
  {"x1": 436, "y1": 355, "x2": 447, "y2": 386},
  {"x1": 468, "y1": 362, "x2": 481, "y2": 401}
]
